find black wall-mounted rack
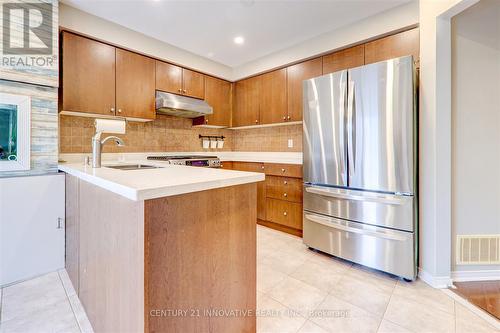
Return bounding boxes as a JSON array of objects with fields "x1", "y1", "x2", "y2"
[{"x1": 198, "y1": 135, "x2": 225, "y2": 140}]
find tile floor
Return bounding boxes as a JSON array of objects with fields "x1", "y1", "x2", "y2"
[{"x1": 0, "y1": 225, "x2": 499, "y2": 333}]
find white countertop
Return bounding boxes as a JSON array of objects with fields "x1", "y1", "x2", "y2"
[
  {"x1": 59, "y1": 151, "x2": 303, "y2": 165},
  {"x1": 59, "y1": 160, "x2": 265, "y2": 201}
]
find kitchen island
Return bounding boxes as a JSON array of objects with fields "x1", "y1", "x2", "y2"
[{"x1": 60, "y1": 161, "x2": 264, "y2": 333}]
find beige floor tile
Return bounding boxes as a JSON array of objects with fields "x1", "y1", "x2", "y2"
[
  {"x1": 384, "y1": 294, "x2": 455, "y2": 333},
  {"x1": 329, "y1": 267, "x2": 395, "y2": 317},
  {"x1": 306, "y1": 250, "x2": 353, "y2": 270},
  {"x1": 257, "y1": 264, "x2": 288, "y2": 293},
  {"x1": 310, "y1": 294, "x2": 381, "y2": 333},
  {"x1": 455, "y1": 303, "x2": 499, "y2": 333},
  {"x1": 0, "y1": 298, "x2": 79, "y2": 333},
  {"x1": 348, "y1": 264, "x2": 398, "y2": 294},
  {"x1": 290, "y1": 260, "x2": 345, "y2": 293},
  {"x1": 1, "y1": 272, "x2": 68, "y2": 322},
  {"x1": 257, "y1": 293, "x2": 307, "y2": 333},
  {"x1": 393, "y1": 279, "x2": 455, "y2": 315},
  {"x1": 260, "y1": 250, "x2": 309, "y2": 275},
  {"x1": 297, "y1": 320, "x2": 331, "y2": 333},
  {"x1": 377, "y1": 319, "x2": 413, "y2": 333},
  {"x1": 268, "y1": 276, "x2": 328, "y2": 318}
]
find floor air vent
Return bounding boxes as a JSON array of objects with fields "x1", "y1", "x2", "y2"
[{"x1": 456, "y1": 235, "x2": 500, "y2": 265}]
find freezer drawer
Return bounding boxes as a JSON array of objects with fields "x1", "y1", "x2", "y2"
[
  {"x1": 304, "y1": 185, "x2": 414, "y2": 232},
  {"x1": 303, "y1": 212, "x2": 416, "y2": 280}
]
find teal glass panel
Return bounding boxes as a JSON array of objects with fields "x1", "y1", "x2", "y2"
[{"x1": 0, "y1": 103, "x2": 18, "y2": 161}]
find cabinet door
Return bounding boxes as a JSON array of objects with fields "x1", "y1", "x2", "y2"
[
  {"x1": 116, "y1": 49, "x2": 156, "y2": 120},
  {"x1": 182, "y1": 69, "x2": 205, "y2": 99},
  {"x1": 156, "y1": 61, "x2": 183, "y2": 94},
  {"x1": 259, "y1": 69, "x2": 287, "y2": 124},
  {"x1": 62, "y1": 32, "x2": 116, "y2": 116},
  {"x1": 233, "y1": 76, "x2": 261, "y2": 127},
  {"x1": 204, "y1": 77, "x2": 231, "y2": 127},
  {"x1": 364, "y1": 28, "x2": 420, "y2": 65},
  {"x1": 286, "y1": 58, "x2": 322, "y2": 122},
  {"x1": 322, "y1": 45, "x2": 365, "y2": 74},
  {"x1": 266, "y1": 198, "x2": 302, "y2": 230}
]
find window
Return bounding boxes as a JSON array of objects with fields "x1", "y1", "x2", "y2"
[{"x1": 0, "y1": 93, "x2": 30, "y2": 171}]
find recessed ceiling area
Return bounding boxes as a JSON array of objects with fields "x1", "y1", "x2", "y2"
[{"x1": 61, "y1": 0, "x2": 411, "y2": 67}]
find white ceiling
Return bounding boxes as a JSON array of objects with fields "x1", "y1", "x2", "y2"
[{"x1": 62, "y1": 0, "x2": 411, "y2": 67}]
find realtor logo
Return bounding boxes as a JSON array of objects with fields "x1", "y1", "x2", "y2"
[{"x1": 2, "y1": 2, "x2": 53, "y2": 55}]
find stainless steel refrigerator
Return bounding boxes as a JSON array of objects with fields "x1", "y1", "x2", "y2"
[{"x1": 302, "y1": 55, "x2": 417, "y2": 280}]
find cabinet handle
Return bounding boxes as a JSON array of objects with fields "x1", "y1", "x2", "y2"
[
  {"x1": 287, "y1": 115, "x2": 291, "y2": 120},
  {"x1": 281, "y1": 168, "x2": 286, "y2": 173},
  {"x1": 110, "y1": 107, "x2": 115, "y2": 113},
  {"x1": 284, "y1": 181, "x2": 288, "y2": 185},
  {"x1": 283, "y1": 193, "x2": 288, "y2": 197},
  {"x1": 57, "y1": 217, "x2": 64, "y2": 229},
  {"x1": 183, "y1": 89, "x2": 187, "y2": 94},
  {"x1": 205, "y1": 119, "x2": 208, "y2": 124},
  {"x1": 117, "y1": 109, "x2": 122, "y2": 113},
  {"x1": 178, "y1": 88, "x2": 182, "y2": 93},
  {"x1": 261, "y1": 165, "x2": 265, "y2": 170},
  {"x1": 283, "y1": 212, "x2": 288, "y2": 216},
  {"x1": 283, "y1": 116, "x2": 286, "y2": 121},
  {"x1": 255, "y1": 120, "x2": 258, "y2": 124}
]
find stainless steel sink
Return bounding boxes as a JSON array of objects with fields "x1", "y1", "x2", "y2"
[{"x1": 105, "y1": 164, "x2": 162, "y2": 170}]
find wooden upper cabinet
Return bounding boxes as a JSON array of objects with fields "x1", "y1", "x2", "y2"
[
  {"x1": 259, "y1": 69, "x2": 287, "y2": 124},
  {"x1": 204, "y1": 76, "x2": 231, "y2": 127},
  {"x1": 116, "y1": 49, "x2": 156, "y2": 120},
  {"x1": 233, "y1": 76, "x2": 261, "y2": 127},
  {"x1": 182, "y1": 69, "x2": 205, "y2": 99},
  {"x1": 364, "y1": 28, "x2": 420, "y2": 65},
  {"x1": 155, "y1": 61, "x2": 182, "y2": 94},
  {"x1": 286, "y1": 58, "x2": 322, "y2": 122},
  {"x1": 322, "y1": 45, "x2": 365, "y2": 74},
  {"x1": 61, "y1": 32, "x2": 116, "y2": 116}
]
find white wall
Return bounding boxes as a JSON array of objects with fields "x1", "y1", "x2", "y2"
[
  {"x1": 451, "y1": 0, "x2": 500, "y2": 273},
  {"x1": 59, "y1": 3, "x2": 233, "y2": 80},
  {"x1": 232, "y1": 1, "x2": 419, "y2": 80}
]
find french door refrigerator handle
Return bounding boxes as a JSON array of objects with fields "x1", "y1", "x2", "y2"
[
  {"x1": 305, "y1": 214, "x2": 408, "y2": 241},
  {"x1": 347, "y1": 80, "x2": 356, "y2": 178},
  {"x1": 304, "y1": 186, "x2": 406, "y2": 205}
]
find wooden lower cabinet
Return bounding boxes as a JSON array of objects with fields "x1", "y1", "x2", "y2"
[{"x1": 230, "y1": 161, "x2": 303, "y2": 236}]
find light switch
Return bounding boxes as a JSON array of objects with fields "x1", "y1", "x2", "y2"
[{"x1": 288, "y1": 139, "x2": 293, "y2": 148}]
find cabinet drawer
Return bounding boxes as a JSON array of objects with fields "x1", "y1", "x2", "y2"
[
  {"x1": 264, "y1": 163, "x2": 302, "y2": 178},
  {"x1": 232, "y1": 161, "x2": 265, "y2": 173},
  {"x1": 220, "y1": 161, "x2": 233, "y2": 170},
  {"x1": 266, "y1": 176, "x2": 302, "y2": 203},
  {"x1": 266, "y1": 198, "x2": 302, "y2": 230}
]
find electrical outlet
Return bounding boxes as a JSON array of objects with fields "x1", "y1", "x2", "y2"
[{"x1": 288, "y1": 139, "x2": 293, "y2": 148}]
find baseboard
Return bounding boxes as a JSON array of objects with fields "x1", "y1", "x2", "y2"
[
  {"x1": 418, "y1": 268, "x2": 453, "y2": 288},
  {"x1": 451, "y1": 269, "x2": 500, "y2": 282}
]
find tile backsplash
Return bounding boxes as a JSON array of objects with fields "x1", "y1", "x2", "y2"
[{"x1": 59, "y1": 115, "x2": 302, "y2": 154}]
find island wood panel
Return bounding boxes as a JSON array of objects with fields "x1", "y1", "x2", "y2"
[
  {"x1": 233, "y1": 76, "x2": 261, "y2": 127},
  {"x1": 144, "y1": 183, "x2": 257, "y2": 333},
  {"x1": 232, "y1": 162, "x2": 266, "y2": 220},
  {"x1": 322, "y1": 45, "x2": 365, "y2": 74},
  {"x1": 259, "y1": 68, "x2": 287, "y2": 124},
  {"x1": 65, "y1": 175, "x2": 80, "y2": 294},
  {"x1": 286, "y1": 57, "x2": 322, "y2": 122},
  {"x1": 204, "y1": 77, "x2": 232, "y2": 127},
  {"x1": 364, "y1": 28, "x2": 420, "y2": 65},
  {"x1": 116, "y1": 49, "x2": 156, "y2": 120},
  {"x1": 61, "y1": 32, "x2": 116, "y2": 115},
  {"x1": 155, "y1": 61, "x2": 183, "y2": 94},
  {"x1": 76, "y1": 178, "x2": 145, "y2": 333},
  {"x1": 182, "y1": 68, "x2": 205, "y2": 99}
]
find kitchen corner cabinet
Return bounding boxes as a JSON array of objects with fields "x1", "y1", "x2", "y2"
[
  {"x1": 233, "y1": 76, "x2": 261, "y2": 127},
  {"x1": 201, "y1": 76, "x2": 232, "y2": 127},
  {"x1": 286, "y1": 58, "x2": 322, "y2": 122},
  {"x1": 61, "y1": 32, "x2": 116, "y2": 116},
  {"x1": 155, "y1": 61, "x2": 205, "y2": 99},
  {"x1": 364, "y1": 28, "x2": 420, "y2": 65},
  {"x1": 322, "y1": 45, "x2": 365, "y2": 74},
  {"x1": 61, "y1": 32, "x2": 156, "y2": 120}
]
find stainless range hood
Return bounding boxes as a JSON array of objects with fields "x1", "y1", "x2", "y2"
[{"x1": 155, "y1": 91, "x2": 213, "y2": 118}]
